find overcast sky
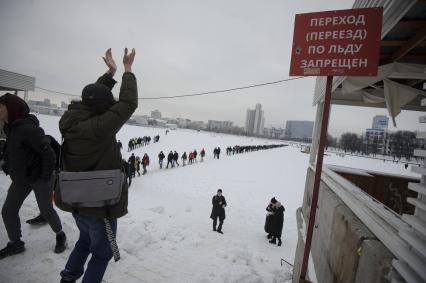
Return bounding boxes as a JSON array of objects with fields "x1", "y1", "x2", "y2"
[{"x1": 0, "y1": 0, "x2": 424, "y2": 136}]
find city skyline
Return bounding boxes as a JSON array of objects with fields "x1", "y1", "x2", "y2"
[{"x1": 19, "y1": 95, "x2": 424, "y2": 139}]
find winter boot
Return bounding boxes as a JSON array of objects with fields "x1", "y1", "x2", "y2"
[
  {"x1": 0, "y1": 240, "x2": 25, "y2": 260},
  {"x1": 277, "y1": 238, "x2": 282, "y2": 246},
  {"x1": 216, "y1": 229, "x2": 223, "y2": 234},
  {"x1": 54, "y1": 231, "x2": 67, "y2": 254},
  {"x1": 267, "y1": 234, "x2": 272, "y2": 239},
  {"x1": 26, "y1": 214, "x2": 47, "y2": 225},
  {"x1": 60, "y1": 278, "x2": 76, "y2": 283},
  {"x1": 269, "y1": 238, "x2": 277, "y2": 244}
]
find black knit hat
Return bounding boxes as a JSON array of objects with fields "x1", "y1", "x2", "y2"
[
  {"x1": 0, "y1": 93, "x2": 30, "y2": 123},
  {"x1": 271, "y1": 197, "x2": 277, "y2": 204},
  {"x1": 218, "y1": 189, "x2": 222, "y2": 193},
  {"x1": 81, "y1": 83, "x2": 114, "y2": 105}
]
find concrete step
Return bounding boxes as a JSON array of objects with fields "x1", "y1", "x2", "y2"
[
  {"x1": 414, "y1": 149, "x2": 426, "y2": 157},
  {"x1": 411, "y1": 166, "x2": 426, "y2": 176},
  {"x1": 399, "y1": 229, "x2": 426, "y2": 258},
  {"x1": 392, "y1": 259, "x2": 423, "y2": 283},
  {"x1": 402, "y1": 214, "x2": 426, "y2": 236},
  {"x1": 408, "y1": 182, "x2": 426, "y2": 195},
  {"x1": 406, "y1": 197, "x2": 426, "y2": 211},
  {"x1": 420, "y1": 116, "x2": 426, "y2": 123},
  {"x1": 417, "y1": 131, "x2": 426, "y2": 139}
]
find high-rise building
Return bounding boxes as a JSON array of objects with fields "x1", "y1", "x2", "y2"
[
  {"x1": 245, "y1": 103, "x2": 265, "y2": 135},
  {"x1": 207, "y1": 120, "x2": 233, "y2": 131},
  {"x1": 151, "y1": 109, "x2": 162, "y2": 119},
  {"x1": 285, "y1": 121, "x2": 314, "y2": 140},
  {"x1": 372, "y1": 115, "x2": 389, "y2": 130}
]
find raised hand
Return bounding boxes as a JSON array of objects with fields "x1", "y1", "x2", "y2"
[
  {"x1": 123, "y1": 48, "x2": 136, "y2": 73},
  {"x1": 102, "y1": 48, "x2": 117, "y2": 76}
]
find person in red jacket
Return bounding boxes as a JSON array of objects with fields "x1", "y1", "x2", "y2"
[
  {"x1": 142, "y1": 153, "x2": 150, "y2": 175},
  {"x1": 188, "y1": 152, "x2": 194, "y2": 164}
]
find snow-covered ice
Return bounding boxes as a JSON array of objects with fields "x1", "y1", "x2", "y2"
[{"x1": 0, "y1": 114, "x2": 419, "y2": 283}]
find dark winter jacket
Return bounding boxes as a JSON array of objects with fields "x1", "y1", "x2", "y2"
[
  {"x1": 173, "y1": 152, "x2": 179, "y2": 161},
  {"x1": 158, "y1": 152, "x2": 165, "y2": 160},
  {"x1": 167, "y1": 152, "x2": 174, "y2": 162},
  {"x1": 181, "y1": 152, "x2": 187, "y2": 160},
  {"x1": 271, "y1": 203, "x2": 285, "y2": 238},
  {"x1": 200, "y1": 150, "x2": 205, "y2": 157},
  {"x1": 210, "y1": 195, "x2": 227, "y2": 220},
  {"x1": 128, "y1": 155, "x2": 136, "y2": 168},
  {"x1": 54, "y1": 72, "x2": 138, "y2": 219},
  {"x1": 2, "y1": 114, "x2": 55, "y2": 185}
]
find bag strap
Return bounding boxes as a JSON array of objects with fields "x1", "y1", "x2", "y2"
[{"x1": 104, "y1": 218, "x2": 120, "y2": 262}]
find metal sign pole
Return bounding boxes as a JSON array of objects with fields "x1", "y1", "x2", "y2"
[{"x1": 299, "y1": 75, "x2": 333, "y2": 281}]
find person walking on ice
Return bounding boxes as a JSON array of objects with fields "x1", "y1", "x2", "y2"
[
  {"x1": 268, "y1": 197, "x2": 284, "y2": 246},
  {"x1": 167, "y1": 151, "x2": 174, "y2": 168},
  {"x1": 181, "y1": 152, "x2": 187, "y2": 166},
  {"x1": 200, "y1": 148, "x2": 205, "y2": 162},
  {"x1": 158, "y1": 151, "x2": 165, "y2": 169},
  {"x1": 210, "y1": 189, "x2": 227, "y2": 234},
  {"x1": 0, "y1": 93, "x2": 67, "y2": 259},
  {"x1": 142, "y1": 153, "x2": 149, "y2": 175}
]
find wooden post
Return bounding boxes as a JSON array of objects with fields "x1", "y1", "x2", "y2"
[{"x1": 299, "y1": 75, "x2": 333, "y2": 281}]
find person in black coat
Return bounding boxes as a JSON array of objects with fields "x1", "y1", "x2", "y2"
[
  {"x1": 210, "y1": 189, "x2": 227, "y2": 234},
  {"x1": 173, "y1": 151, "x2": 179, "y2": 166},
  {"x1": 269, "y1": 197, "x2": 284, "y2": 246},
  {"x1": 264, "y1": 199, "x2": 275, "y2": 239},
  {"x1": 128, "y1": 153, "x2": 136, "y2": 177},
  {"x1": 158, "y1": 151, "x2": 165, "y2": 169},
  {"x1": 193, "y1": 149, "x2": 198, "y2": 163},
  {"x1": 0, "y1": 93, "x2": 66, "y2": 259},
  {"x1": 167, "y1": 151, "x2": 174, "y2": 168},
  {"x1": 122, "y1": 159, "x2": 132, "y2": 187}
]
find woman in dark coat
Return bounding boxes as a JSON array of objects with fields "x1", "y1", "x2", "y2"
[
  {"x1": 269, "y1": 197, "x2": 285, "y2": 246},
  {"x1": 210, "y1": 189, "x2": 227, "y2": 234},
  {"x1": 264, "y1": 198, "x2": 275, "y2": 239}
]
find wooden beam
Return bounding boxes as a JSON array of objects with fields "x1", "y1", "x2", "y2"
[
  {"x1": 382, "y1": 40, "x2": 426, "y2": 47},
  {"x1": 396, "y1": 20, "x2": 426, "y2": 29},
  {"x1": 380, "y1": 54, "x2": 426, "y2": 63},
  {"x1": 387, "y1": 25, "x2": 426, "y2": 62}
]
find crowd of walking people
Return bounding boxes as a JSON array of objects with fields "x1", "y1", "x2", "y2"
[
  {"x1": 127, "y1": 136, "x2": 151, "y2": 151},
  {"x1": 124, "y1": 143, "x2": 286, "y2": 177},
  {"x1": 226, "y1": 144, "x2": 286, "y2": 155}
]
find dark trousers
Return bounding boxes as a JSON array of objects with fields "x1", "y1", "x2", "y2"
[
  {"x1": 1, "y1": 176, "x2": 62, "y2": 242},
  {"x1": 212, "y1": 216, "x2": 224, "y2": 231},
  {"x1": 60, "y1": 214, "x2": 117, "y2": 283},
  {"x1": 167, "y1": 160, "x2": 173, "y2": 168}
]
